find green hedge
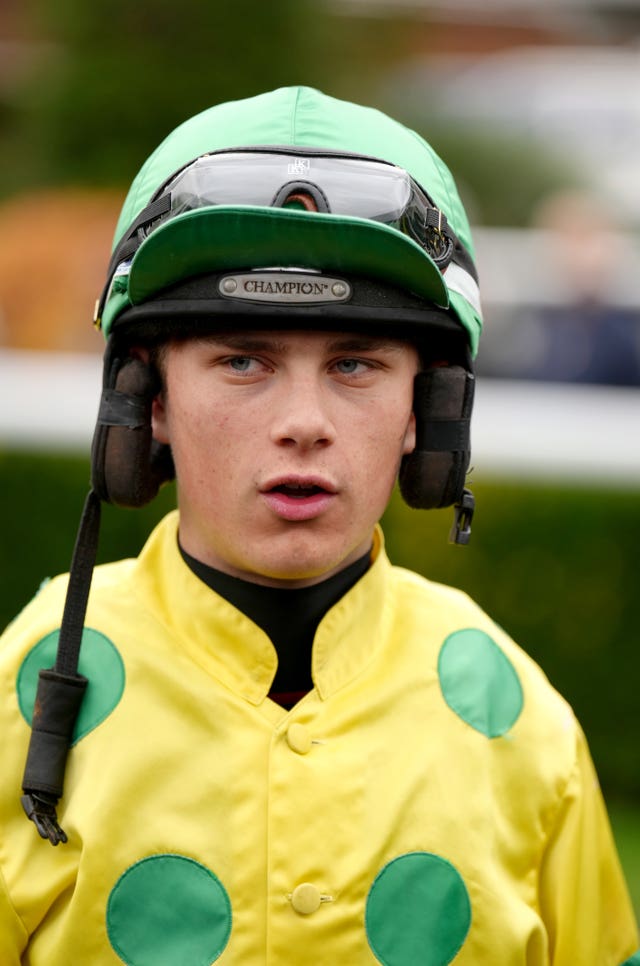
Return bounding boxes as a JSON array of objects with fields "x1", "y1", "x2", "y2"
[
  {"x1": 0, "y1": 451, "x2": 176, "y2": 627},
  {"x1": 2, "y1": 450, "x2": 638, "y2": 799}
]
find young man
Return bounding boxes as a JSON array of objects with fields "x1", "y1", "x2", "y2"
[{"x1": 1, "y1": 87, "x2": 637, "y2": 964}]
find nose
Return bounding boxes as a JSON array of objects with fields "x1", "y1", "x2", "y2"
[{"x1": 270, "y1": 375, "x2": 336, "y2": 451}]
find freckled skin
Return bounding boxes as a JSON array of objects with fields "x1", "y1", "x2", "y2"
[{"x1": 151, "y1": 329, "x2": 418, "y2": 587}]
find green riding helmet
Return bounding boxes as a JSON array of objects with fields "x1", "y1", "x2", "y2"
[{"x1": 95, "y1": 85, "x2": 482, "y2": 357}]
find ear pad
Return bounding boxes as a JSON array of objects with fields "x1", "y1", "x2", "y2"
[
  {"x1": 398, "y1": 365, "x2": 474, "y2": 509},
  {"x1": 91, "y1": 357, "x2": 174, "y2": 507}
]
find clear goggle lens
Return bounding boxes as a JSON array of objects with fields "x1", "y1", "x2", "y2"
[{"x1": 143, "y1": 150, "x2": 452, "y2": 262}]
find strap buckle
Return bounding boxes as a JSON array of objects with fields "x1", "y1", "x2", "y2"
[
  {"x1": 21, "y1": 793, "x2": 68, "y2": 846},
  {"x1": 449, "y1": 488, "x2": 475, "y2": 545}
]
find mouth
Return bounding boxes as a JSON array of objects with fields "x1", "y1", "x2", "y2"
[
  {"x1": 260, "y1": 476, "x2": 337, "y2": 521},
  {"x1": 270, "y1": 482, "x2": 328, "y2": 498}
]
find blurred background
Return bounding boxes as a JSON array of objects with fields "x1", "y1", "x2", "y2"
[{"x1": 1, "y1": 0, "x2": 639, "y2": 920}]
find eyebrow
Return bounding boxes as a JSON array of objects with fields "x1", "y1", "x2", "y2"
[
  {"x1": 195, "y1": 334, "x2": 289, "y2": 353},
  {"x1": 325, "y1": 336, "x2": 408, "y2": 353},
  {"x1": 195, "y1": 333, "x2": 408, "y2": 354}
]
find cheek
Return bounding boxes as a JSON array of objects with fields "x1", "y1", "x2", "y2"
[
  {"x1": 170, "y1": 403, "x2": 260, "y2": 494},
  {"x1": 371, "y1": 396, "x2": 416, "y2": 453},
  {"x1": 357, "y1": 409, "x2": 414, "y2": 485}
]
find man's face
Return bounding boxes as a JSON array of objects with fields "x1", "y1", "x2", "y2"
[{"x1": 152, "y1": 329, "x2": 419, "y2": 587}]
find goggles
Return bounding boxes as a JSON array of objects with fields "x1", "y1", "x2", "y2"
[
  {"x1": 148, "y1": 150, "x2": 454, "y2": 257},
  {"x1": 98, "y1": 148, "x2": 478, "y2": 328}
]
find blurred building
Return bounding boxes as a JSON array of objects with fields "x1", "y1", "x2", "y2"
[{"x1": 0, "y1": 189, "x2": 122, "y2": 352}]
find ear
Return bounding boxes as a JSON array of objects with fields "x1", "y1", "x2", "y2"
[
  {"x1": 151, "y1": 390, "x2": 170, "y2": 445},
  {"x1": 402, "y1": 411, "x2": 417, "y2": 457},
  {"x1": 129, "y1": 345, "x2": 150, "y2": 364},
  {"x1": 131, "y1": 344, "x2": 169, "y2": 445}
]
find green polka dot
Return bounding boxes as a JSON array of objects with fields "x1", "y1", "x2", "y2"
[
  {"x1": 366, "y1": 852, "x2": 471, "y2": 966},
  {"x1": 107, "y1": 854, "x2": 232, "y2": 966},
  {"x1": 438, "y1": 628, "x2": 523, "y2": 737},
  {"x1": 17, "y1": 627, "x2": 125, "y2": 743}
]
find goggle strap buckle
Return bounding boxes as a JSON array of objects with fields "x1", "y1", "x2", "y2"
[
  {"x1": 449, "y1": 488, "x2": 475, "y2": 545},
  {"x1": 424, "y1": 207, "x2": 448, "y2": 232}
]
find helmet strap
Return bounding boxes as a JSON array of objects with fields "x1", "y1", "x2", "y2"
[{"x1": 21, "y1": 489, "x2": 101, "y2": 845}]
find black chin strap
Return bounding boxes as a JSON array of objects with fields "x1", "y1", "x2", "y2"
[{"x1": 21, "y1": 490, "x2": 101, "y2": 845}]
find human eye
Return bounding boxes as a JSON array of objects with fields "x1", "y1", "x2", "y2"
[
  {"x1": 220, "y1": 354, "x2": 270, "y2": 378},
  {"x1": 333, "y1": 357, "x2": 373, "y2": 377},
  {"x1": 227, "y1": 355, "x2": 257, "y2": 373}
]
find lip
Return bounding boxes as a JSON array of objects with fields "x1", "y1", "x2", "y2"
[{"x1": 260, "y1": 475, "x2": 338, "y2": 522}]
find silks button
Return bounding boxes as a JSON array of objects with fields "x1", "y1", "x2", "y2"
[
  {"x1": 286, "y1": 723, "x2": 312, "y2": 755},
  {"x1": 291, "y1": 882, "x2": 322, "y2": 915}
]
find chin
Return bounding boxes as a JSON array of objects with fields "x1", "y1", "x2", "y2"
[
  {"x1": 250, "y1": 559, "x2": 337, "y2": 587},
  {"x1": 248, "y1": 540, "x2": 354, "y2": 587}
]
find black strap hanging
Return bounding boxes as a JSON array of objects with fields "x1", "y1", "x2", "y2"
[{"x1": 21, "y1": 490, "x2": 101, "y2": 845}]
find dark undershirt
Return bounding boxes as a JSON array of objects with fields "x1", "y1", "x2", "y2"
[{"x1": 179, "y1": 543, "x2": 372, "y2": 709}]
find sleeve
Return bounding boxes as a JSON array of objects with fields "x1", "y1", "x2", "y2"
[
  {"x1": 538, "y1": 722, "x2": 639, "y2": 965},
  {"x1": 0, "y1": 864, "x2": 28, "y2": 964}
]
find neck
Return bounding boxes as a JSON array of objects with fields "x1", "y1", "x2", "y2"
[{"x1": 179, "y1": 544, "x2": 372, "y2": 707}]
